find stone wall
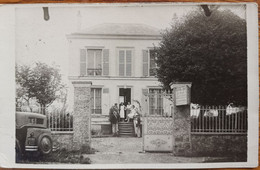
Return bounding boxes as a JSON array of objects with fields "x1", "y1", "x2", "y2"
[
  {"x1": 191, "y1": 134, "x2": 247, "y2": 161},
  {"x1": 52, "y1": 132, "x2": 74, "y2": 151}
]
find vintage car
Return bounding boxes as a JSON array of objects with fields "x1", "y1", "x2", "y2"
[{"x1": 16, "y1": 112, "x2": 53, "y2": 158}]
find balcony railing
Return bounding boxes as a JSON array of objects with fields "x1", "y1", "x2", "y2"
[{"x1": 87, "y1": 68, "x2": 102, "y2": 76}]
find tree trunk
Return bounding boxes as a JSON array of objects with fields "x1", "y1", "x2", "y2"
[{"x1": 40, "y1": 104, "x2": 46, "y2": 115}]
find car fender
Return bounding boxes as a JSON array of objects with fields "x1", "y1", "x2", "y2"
[{"x1": 37, "y1": 132, "x2": 53, "y2": 155}]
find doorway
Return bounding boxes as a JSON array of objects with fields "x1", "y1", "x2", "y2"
[{"x1": 119, "y1": 88, "x2": 131, "y2": 105}]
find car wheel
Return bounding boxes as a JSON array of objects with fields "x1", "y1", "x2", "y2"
[{"x1": 38, "y1": 136, "x2": 52, "y2": 155}]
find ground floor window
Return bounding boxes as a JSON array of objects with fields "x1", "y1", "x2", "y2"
[
  {"x1": 91, "y1": 88, "x2": 102, "y2": 114},
  {"x1": 149, "y1": 88, "x2": 163, "y2": 115}
]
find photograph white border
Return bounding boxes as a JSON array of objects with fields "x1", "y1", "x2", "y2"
[{"x1": 0, "y1": 2, "x2": 258, "y2": 168}]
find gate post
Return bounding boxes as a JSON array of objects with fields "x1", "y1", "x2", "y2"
[
  {"x1": 172, "y1": 85, "x2": 192, "y2": 156},
  {"x1": 72, "y1": 81, "x2": 92, "y2": 150},
  {"x1": 173, "y1": 105, "x2": 191, "y2": 156}
]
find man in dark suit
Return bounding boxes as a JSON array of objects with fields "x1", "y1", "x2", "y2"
[{"x1": 109, "y1": 103, "x2": 119, "y2": 136}]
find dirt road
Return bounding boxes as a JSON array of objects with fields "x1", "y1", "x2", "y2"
[{"x1": 86, "y1": 137, "x2": 205, "y2": 164}]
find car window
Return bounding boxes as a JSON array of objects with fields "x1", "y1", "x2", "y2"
[
  {"x1": 29, "y1": 117, "x2": 44, "y2": 124},
  {"x1": 36, "y1": 118, "x2": 44, "y2": 124}
]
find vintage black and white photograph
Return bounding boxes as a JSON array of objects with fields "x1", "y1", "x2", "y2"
[{"x1": 9, "y1": 2, "x2": 257, "y2": 167}]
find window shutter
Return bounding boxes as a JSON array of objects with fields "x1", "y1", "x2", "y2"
[
  {"x1": 80, "y1": 49, "x2": 86, "y2": 76},
  {"x1": 119, "y1": 50, "x2": 125, "y2": 76},
  {"x1": 143, "y1": 50, "x2": 148, "y2": 77},
  {"x1": 126, "y1": 50, "x2": 132, "y2": 76},
  {"x1": 103, "y1": 49, "x2": 109, "y2": 76},
  {"x1": 149, "y1": 50, "x2": 156, "y2": 76}
]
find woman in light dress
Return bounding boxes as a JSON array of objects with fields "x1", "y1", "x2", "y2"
[
  {"x1": 126, "y1": 105, "x2": 137, "y2": 122},
  {"x1": 119, "y1": 102, "x2": 125, "y2": 122}
]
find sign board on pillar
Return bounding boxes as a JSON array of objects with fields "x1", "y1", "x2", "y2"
[{"x1": 175, "y1": 85, "x2": 191, "y2": 106}]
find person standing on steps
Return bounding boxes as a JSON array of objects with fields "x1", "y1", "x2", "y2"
[
  {"x1": 119, "y1": 102, "x2": 125, "y2": 122},
  {"x1": 109, "y1": 103, "x2": 119, "y2": 136},
  {"x1": 125, "y1": 102, "x2": 132, "y2": 122}
]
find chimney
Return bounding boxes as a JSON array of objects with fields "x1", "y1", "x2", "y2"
[{"x1": 77, "y1": 10, "x2": 81, "y2": 31}]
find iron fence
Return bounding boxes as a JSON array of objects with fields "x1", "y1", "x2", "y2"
[
  {"x1": 191, "y1": 105, "x2": 247, "y2": 134},
  {"x1": 46, "y1": 111, "x2": 73, "y2": 131}
]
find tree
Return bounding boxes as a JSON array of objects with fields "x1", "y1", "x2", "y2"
[
  {"x1": 155, "y1": 9, "x2": 247, "y2": 106},
  {"x1": 16, "y1": 62, "x2": 64, "y2": 114},
  {"x1": 16, "y1": 64, "x2": 35, "y2": 111}
]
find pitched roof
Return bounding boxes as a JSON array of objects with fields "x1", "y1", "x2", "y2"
[{"x1": 71, "y1": 23, "x2": 161, "y2": 36}]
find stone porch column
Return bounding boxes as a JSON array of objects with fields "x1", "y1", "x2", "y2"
[{"x1": 72, "y1": 81, "x2": 92, "y2": 150}]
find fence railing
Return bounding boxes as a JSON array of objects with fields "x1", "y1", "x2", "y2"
[
  {"x1": 191, "y1": 105, "x2": 247, "y2": 134},
  {"x1": 46, "y1": 111, "x2": 73, "y2": 132}
]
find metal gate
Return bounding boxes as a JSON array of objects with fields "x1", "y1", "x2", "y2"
[
  {"x1": 143, "y1": 116, "x2": 174, "y2": 152},
  {"x1": 141, "y1": 89, "x2": 175, "y2": 152}
]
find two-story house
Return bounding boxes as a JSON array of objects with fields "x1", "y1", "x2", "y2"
[{"x1": 67, "y1": 23, "x2": 164, "y2": 134}]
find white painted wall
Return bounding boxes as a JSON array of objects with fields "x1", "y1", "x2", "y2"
[
  {"x1": 67, "y1": 35, "x2": 162, "y2": 116},
  {"x1": 67, "y1": 78, "x2": 162, "y2": 115},
  {"x1": 68, "y1": 37, "x2": 160, "y2": 77}
]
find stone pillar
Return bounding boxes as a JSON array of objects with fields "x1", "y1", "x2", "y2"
[
  {"x1": 173, "y1": 105, "x2": 191, "y2": 156},
  {"x1": 72, "y1": 81, "x2": 92, "y2": 150}
]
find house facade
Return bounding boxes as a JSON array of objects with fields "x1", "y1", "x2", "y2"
[{"x1": 67, "y1": 23, "x2": 165, "y2": 133}]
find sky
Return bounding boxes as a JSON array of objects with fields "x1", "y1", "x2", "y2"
[{"x1": 15, "y1": 4, "x2": 246, "y2": 84}]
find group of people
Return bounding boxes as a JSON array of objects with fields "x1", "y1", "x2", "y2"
[{"x1": 109, "y1": 102, "x2": 141, "y2": 137}]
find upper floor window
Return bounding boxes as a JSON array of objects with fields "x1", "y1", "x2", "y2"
[
  {"x1": 119, "y1": 49, "x2": 132, "y2": 77},
  {"x1": 87, "y1": 49, "x2": 102, "y2": 76},
  {"x1": 143, "y1": 49, "x2": 157, "y2": 77},
  {"x1": 80, "y1": 49, "x2": 109, "y2": 76}
]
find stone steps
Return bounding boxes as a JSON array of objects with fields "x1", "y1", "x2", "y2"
[{"x1": 118, "y1": 122, "x2": 135, "y2": 137}]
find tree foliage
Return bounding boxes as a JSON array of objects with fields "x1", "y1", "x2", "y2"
[
  {"x1": 155, "y1": 9, "x2": 247, "y2": 105},
  {"x1": 16, "y1": 62, "x2": 64, "y2": 114}
]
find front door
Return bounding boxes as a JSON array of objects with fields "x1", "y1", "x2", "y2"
[{"x1": 119, "y1": 88, "x2": 131, "y2": 105}]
